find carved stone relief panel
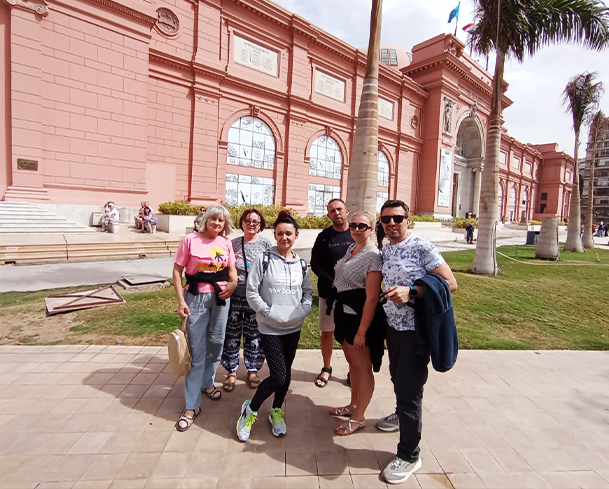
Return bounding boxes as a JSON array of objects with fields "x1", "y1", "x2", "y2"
[
  {"x1": 5, "y1": 0, "x2": 49, "y2": 16},
  {"x1": 156, "y1": 8, "x2": 179, "y2": 37}
]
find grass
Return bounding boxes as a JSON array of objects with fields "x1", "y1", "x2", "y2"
[{"x1": 1, "y1": 246, "x2": 608, "y2": 350}]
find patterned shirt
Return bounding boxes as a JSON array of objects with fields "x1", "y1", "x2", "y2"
[
  {"x1": 334, "y1": 243, "x2": 382, "y2": 315},
  {"x1": 231, "y1": 235, "x2": 272, "y2": 296},
  {"x1": 381, "y1": 234, "x2": 444, "y2": 331}
]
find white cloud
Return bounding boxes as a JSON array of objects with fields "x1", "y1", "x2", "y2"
[{"x1": 271, "y1": 0, "x2": 608, "y2": 156}]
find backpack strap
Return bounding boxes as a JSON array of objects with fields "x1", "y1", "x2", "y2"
[
  {"x1": 262, "y1": 250, "x2": 271, "y2": 275},
  {"x1": 300, "y1": 258, "x2": 307, "y2": 278}
]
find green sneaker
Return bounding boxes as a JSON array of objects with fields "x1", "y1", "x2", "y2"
[
  {"x1": 236, "y1": 400, "x2": 257, "y2": 442},
  {"x1": 269, "y1": 407, "x2": 286, "y2": 437}
]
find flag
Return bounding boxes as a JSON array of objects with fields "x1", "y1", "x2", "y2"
[
  {"x1": 448, "y1": 3, "x2": 460, "y2": 23},
  {"x1": 462, "y1": 22, "x2": 475, "y2": 31}
]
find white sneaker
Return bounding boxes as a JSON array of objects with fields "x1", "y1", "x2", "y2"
[
  {"x1": 236, "y1": 400, "x2": 257, "y2": 442},
  {"x1": 269, "y1": 407, "x2": 286, "y2": 437},
  {"x1": 376, "y1": 412, "x2": 399, "y2": 432},
  {"x1": 382, "y1": 457, "x2": 422, "y2": 484}
]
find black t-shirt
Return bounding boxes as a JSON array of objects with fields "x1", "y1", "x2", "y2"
[{"x1": 310, "y1": 227, "x2": 354, "y2": 298}]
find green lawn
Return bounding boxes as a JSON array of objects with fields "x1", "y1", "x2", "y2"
[{"x1": 2, "y1": 246, "x2": 608, "y2": 350}]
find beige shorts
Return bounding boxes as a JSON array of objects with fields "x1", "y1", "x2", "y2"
[{"x1": 318, "y1": 297, "x2": 335, "y2": 332}]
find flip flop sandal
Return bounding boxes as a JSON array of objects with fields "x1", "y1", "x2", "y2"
[
  {"x1": 176, "y1": 407, "x2": 202, "y2": 432},
  {"x1": 315, "y1": 367, "x2": 332, "y2": 388},
  {"x1": 335, "y1": 418, "x2": 366, "y2": 436},
  {"x1": 223, "y1": 373, "x2": 237, "y2": 392},
  {"x1": 329, "y1": 406, "x2": 352, "y2": 417},
  {"x1": 247, "y1": 372, "x2": 261, "y2": 389},
  {"x1": 203, "y1": 385, "x2": 222, "y2": 400}
]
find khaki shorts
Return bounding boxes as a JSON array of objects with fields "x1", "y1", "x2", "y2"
[{"x1": 318, "y1": 297, "x2": 335, "y2": 332}]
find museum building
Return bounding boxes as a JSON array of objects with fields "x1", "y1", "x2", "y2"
[{"x1": 0, "y1": 0, "x2": 575, "y2": 222}]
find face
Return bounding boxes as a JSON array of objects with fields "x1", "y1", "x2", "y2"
[
  {"x1": 140, "y1": 201, "x2": 146, "y2": 207},
  {"x1": 274, "y1": 223, "x2": 298, "y2": 251},
  {"x1": 242, "y1": 212, "x2": 261, "y2": 234},
  {"x1": 380, "y1": 206, "x2": 410, "y2": 242},
  {"x1": 327, "y1": 201, "x2": 349, "y2": 227},
  {"x1": 206, "y1": 214, "x2": 225, "y2": 235},
  {"x1": 349, "y1": 215, "x2": 373, "y2": 242}
]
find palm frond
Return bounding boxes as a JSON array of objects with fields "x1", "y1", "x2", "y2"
[{"x1": 562, "y1": 71, "x2": 604, "y2": 131}]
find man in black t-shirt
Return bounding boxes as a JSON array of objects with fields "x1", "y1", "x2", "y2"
[{"x1": 310, "y1": 199, "x2": 354, "y2": 387}]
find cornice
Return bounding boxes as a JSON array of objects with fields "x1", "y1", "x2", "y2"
[{"x1": 5, "y1": 0, "x2": 49, "y2": 16}]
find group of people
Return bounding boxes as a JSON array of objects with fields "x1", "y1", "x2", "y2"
[
  {"x1": 172, "y1": 198, "x2": 457, "y2": 485},
  {"x1": 594, "y1": 221, "x2": 608, "y2": 237},
  {"x1": 134, "y1": 201, "x2": 157, "y2": 233}
]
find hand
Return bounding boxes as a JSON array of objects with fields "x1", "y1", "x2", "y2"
[
  {"x1": 353, "y1": 333, "x2": 366, "y2": 350},
  {"x1": 177, "y1": 301, "x2": 190, "y2": 318},
  {"x1": 219, "y1": 282, "x2": 237, "y2": 300},
  {"x1": 384, "y1": 286, "x2": 411, "y2": 304}
]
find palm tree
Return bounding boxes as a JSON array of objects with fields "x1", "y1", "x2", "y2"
[
  {"x1": 582, "y1": 109, "x2": 607, "y2": 248},
  {"x1": 563, "y1": 72, "x2": 604, "y2": 251},
  {"x1": 468, "y1": 0, "x2": 609, "y2": 274},
  {"x1": 345, "y1": 0, "x2": 382, "y2": 215}
]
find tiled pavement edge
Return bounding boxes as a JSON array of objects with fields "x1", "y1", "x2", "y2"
[{"x1": 0, "y1": 347, "x2": 608, "y2": 489}]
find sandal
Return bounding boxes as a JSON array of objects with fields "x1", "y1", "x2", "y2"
[
  {"x1": 247, "y1": 371, "x2": 261, "y2": 389},
  {"x1": 335, "y1": 418, "x2": 366, "y2": 436},
  {"x1": 203, "y1": 385, "x2": 222, "y2": 400},
  {"x1": 223, "y1": 372, "x2": 237, "y2": 392},
  {"x1": 176, "y1": 407, "x2": 202, "y2": 432},
  {"x1": 315, "y1": 367, "x2": 332, "y2": 388},
  {"x1": 329, "y1": 406, "x2": 352, "y2": 417}
]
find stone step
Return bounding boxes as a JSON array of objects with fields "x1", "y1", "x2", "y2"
[{"x1": 0, "y1": 202, "x2": 97, "y2": 235}]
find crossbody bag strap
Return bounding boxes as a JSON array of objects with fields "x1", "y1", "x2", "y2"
[{"x1": 242, "y1": 236, "x2": 248, "y2": 284}]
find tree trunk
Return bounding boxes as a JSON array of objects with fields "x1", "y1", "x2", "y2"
[
  {"x1": 582, "y1": 154, "x2": 595, "y2": 249},
  {"x1": 471, "y1": 48, "x2": 504, "y2": 275},
  {"x1": 564, "y1": 130, "x2": 584, "y2": 252},
  {"x1": 345, "y1": 0, "x2": 382, "y2": 215}
]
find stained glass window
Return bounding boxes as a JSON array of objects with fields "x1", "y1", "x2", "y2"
[
  {"x1": 227, "y1": 116, "x2": 275, "y2": 170},
  {"x1": 308, "y1": 183, "x2": 341, "y2": 216},
  {"x1": 309, "y1": 135, "x2": 343, "y2": 179},
  {"x1": 225, "y1": 173, "x2": 274, "y2": 206}
]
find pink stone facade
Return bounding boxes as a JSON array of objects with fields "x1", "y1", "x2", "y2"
[{"x1": 0, "y1": 0, "x2": 574, "y2": 222}]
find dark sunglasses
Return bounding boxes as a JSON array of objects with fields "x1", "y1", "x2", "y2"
[
  {"x1": 349, "y1": 222, "x2": 371, "y2": 231},
  {"x1": 244, "y1": 219, "x2": 261, "y2": 225},
  {"x1": 380, "y1": 215, "x2": 406, "y2": 224}
]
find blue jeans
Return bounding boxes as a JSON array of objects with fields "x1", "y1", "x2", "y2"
[{"x1": 184, "y1": 291, "x2": 229, "y2": 410}]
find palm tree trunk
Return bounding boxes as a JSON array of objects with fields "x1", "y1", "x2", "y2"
[
  {"x1": 471, "y1": 48, "x2": 504, "y2": 275},
  {"x1": 564, "y1": 130, "x2": 584, "y2": 252},
  {"x1": 345, "y1": 0, "x2": 382, "y2": 215},
  {"x1": 582, "y1": 154, "x2": 595, "y2": 248}
]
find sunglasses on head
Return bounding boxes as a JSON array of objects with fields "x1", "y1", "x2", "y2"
[
  {"x1": 349, "y1": 222, "x2": 371, "y2": 231},
  {"x1": 380, "y1": 215, "x2": 406, "y2": 224}
]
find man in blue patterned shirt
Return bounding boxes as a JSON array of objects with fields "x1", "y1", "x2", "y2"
[{"x1": 378, "y1": 199, "x2": 457, "y2": 485}]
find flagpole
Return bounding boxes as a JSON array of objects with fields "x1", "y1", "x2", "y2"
[{"x1": 454, "y1": 1, "x2": 460, "y2": 36}]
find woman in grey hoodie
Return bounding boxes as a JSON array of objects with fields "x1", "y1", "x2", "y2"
[{"x1": 237, "y1": 211, "x2": 313, "y2": 442}]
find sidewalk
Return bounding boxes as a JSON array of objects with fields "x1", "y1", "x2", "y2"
[{"x1": 0, "y1": 346, "x2": 608, "y2": 488}]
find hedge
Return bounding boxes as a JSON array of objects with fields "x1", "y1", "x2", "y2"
[{"x1": 452, "y1": 218, "x2": 478, "y2": 229}]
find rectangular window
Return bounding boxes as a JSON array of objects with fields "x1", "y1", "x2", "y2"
[
  {"x1": 225, "y1": 174, "x2": 274, "y2": 206},
  {"x1": 500, "y1": 152, "x2": 507, "y2": 165},
  {"x1": 541, "y1": 193, "x2": 548, "y2": 201},
  {"x1": 380, "y1": 48, "x2": 389, "y2": 64},
  {"x1": 389, "y1": 50, "x2": 398, "y2": 66},
  {"x1": 524, "y1": 161, "x2": 532, "y2": 174},
  {"x1": 540, "y1": 203, "x2": 547, "y2": 213},
  {"x1": 512, "y1": 157, "x2": 521, "y2": 170}
]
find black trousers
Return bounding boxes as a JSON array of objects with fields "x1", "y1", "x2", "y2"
[{"x1": 387, "y1": 327, "x2": 429, "y2": 463}]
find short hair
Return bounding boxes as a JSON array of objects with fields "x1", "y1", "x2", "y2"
[
  {"x1": 327, "y1": 198, "x2": 346, "y2": 210},
  {"x1": 273, "y1": 209, "x2": 299, "y2": 231},
  {"x1": 239, "y1": 208, "x2": 266, "y2": 232},
  {"x1": 380, "y1": 199, "x2": 409, "y2": 218},
  {"x1": 350, "y1": 210, "x2": 375, "y2": 226},
  {"x1": 198, "y1": 204, "x2": 234, "y2": 236}
]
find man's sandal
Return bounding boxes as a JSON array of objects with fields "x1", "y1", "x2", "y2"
[
  {"x1": 203, "y1": 386, "x2": 222, "y2": 400},
  {"x1": 329, "y1": 405, "x2": 352, "y2": 417},
  {"x1": 247, "y1": 371, "x2": 261, "y2": 389},
  {"x1": 223, "y1": 372, "x2": 237, "y2": 392},
  {"x1": 335, "y1": 418, "x2": 366, "y2": 436},
  {"x1": 315, "y1": 367, "x2": 332, "y2": 388},
  {"x1": 176, "y1": 407, "x2": 202, "y2": 432}
]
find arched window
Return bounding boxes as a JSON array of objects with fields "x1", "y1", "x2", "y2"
[
  {"x1": 509, "y1": 186, "x2": 517, "y2": 208},
  {"x1": 377, "y1": 151, "x2": 390, "y2": 212},
  {"x1": 309, "y1": 135, "x2": 343, "y2": 179},
  {"x1": 227, "y1": 116, "x2": 275, "y2": 170},
  {"x1": 225, "y1": 174, "x2": 274, "y2": 206}
]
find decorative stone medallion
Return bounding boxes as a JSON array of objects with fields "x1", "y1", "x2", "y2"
[
  {"x1": 156, "y1": 8, "x2": 179, "y2": 37},
  {"x1": 410, "y1": 115, "x2": 419, "y2": 129}
]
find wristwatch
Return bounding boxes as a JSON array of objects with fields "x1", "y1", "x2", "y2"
[{"x1": 408, "y1": 285, "x2": 418, "y2": 304}]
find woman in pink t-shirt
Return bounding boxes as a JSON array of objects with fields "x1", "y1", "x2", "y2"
[{"x1": 173, "y1": 205, "x2": 238, "y2": 432}]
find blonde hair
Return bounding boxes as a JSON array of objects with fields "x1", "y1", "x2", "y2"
[
  {"x1": 199, "y1": 205, "x2": 234, "y2": 236},
  {"x1": 350, "y1": 210, "x2": 374, "y2": 226}
]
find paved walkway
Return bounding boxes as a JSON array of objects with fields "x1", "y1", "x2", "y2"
[{"x1": 0, "y1": 347, "x2": 608, "y2": 488}]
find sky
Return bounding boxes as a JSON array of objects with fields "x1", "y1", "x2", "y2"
[{"x1": 272, "y1": 0, "x2": 608, "y2": 156}]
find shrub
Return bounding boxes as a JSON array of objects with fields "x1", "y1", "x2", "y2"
[
  {"x1": 528, "y1": 220, "x2": 542, "y2": 225},
  {"x1": 158, "y1": 200, "x2": 199, "y2": 216},
  {"x1": 226, "y1": 204, "x2": 332, "y2": 229},
  {"x1": 410, "y1": 215, "x2": 442, "y2": 222},
  {"x1": 453, "y1": 218, "x2": 478, "y2": 229}
]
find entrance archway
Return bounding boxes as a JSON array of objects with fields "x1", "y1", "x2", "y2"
[{"x1": 453, "y1": 116, "x2": 484, "y2": 218}]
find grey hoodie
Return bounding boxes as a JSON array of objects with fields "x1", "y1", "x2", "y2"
[{"x1": 246, "y1": 247, "x2": 313, "y2": 335}]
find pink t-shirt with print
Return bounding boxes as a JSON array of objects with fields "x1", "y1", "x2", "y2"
[{"x1": 174, "y1": 233, "x2": 236, "y2": 294}]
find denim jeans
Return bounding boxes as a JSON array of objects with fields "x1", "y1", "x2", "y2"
[
  {"x1": 387, "y1": 327, "x2": 429, "y2": 463},
  {"x1": 184, "y1": 291, "x2": 230, "y2": 410}
]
